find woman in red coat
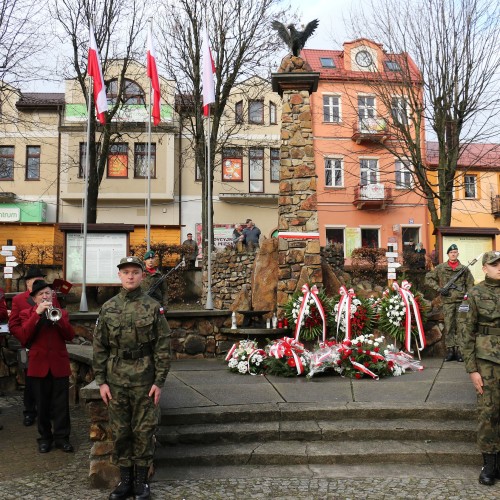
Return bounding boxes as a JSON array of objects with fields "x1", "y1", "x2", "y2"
[{"x1": 19, "y1": 280, "x2": 75, "y2": 453}]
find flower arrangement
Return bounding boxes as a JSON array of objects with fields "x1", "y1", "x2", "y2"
[
  {"x1": 225, "y1": 340, "x2": 267, "y2": 375},
  {"x1": 264, "y1": 337, "x2": 311, "y2": 377},
  {"x1": 378, "y1": 280, "x2": 427, "y2": 351},
  {"x1": 283, "y1": 284, "x2": 335, "y2": 341},
  {"x1": 332, "y1": 289, "x2": 377, "y2": 341}
]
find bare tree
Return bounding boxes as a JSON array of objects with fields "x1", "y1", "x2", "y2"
[
  {"x1": 52, "y1": 0, "x2": 149, "y2": 223},
  {"x1": 155, "y1": 0, "x2": 291, "y2": 249},
  {"x1": 348, "y1": 0, "x2": 500, "y2": 230}
]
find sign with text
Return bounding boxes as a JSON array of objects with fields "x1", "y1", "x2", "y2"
[{"x1": 0, "y1": 207, "x2": 20, "y2": 222}]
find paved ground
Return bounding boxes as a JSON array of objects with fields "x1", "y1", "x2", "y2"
[{"x1": 1, "y1": 357, "x2": 500, "y2": 499}]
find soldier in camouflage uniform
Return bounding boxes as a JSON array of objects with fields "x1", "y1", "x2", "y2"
[
  {"x1": 141, "y1": 250, "x2": 168, "y2": 307},
  {"x1": 458, "y1": 251, "x2": 500, "y2": 486},
  {"x1": 93, "y1": 256, "x2": 171, "y2": 500},
  {"x1": 425, "y1": 244, "x2": 475, "y2": 361}
]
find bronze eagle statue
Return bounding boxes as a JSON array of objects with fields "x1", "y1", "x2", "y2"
[{"x1": 272, "y1": 19, "x2": 319, "y2": 57}]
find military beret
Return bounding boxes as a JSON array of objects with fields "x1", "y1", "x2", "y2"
[
  {"x1": 446, "y1": 244, "x2": 458, "y2": 254},
  {"x1": 117, "y1": 256, "x2": 144, "y2": 270},
  {"x1": 482, "y1": 251, "x2": 500, "y2": 266},
  {"x1": 143, "y1": 250, "x2": 155, "y2": 260}
]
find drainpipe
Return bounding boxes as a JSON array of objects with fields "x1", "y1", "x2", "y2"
[{"x1": 56, "y1": 104, "x2": 63, "y2": 222}]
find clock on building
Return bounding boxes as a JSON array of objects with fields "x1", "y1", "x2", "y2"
[{"x1": 355, "y1": 50, "x2": 373, "y2": 68}]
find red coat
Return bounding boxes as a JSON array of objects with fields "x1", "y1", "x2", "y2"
[
  {"x1": 9, "y1": 290, "x2": 61, "y2": 339},
  {"x1": 18, "y1": 307, "x2": 75, "y2": 378}
]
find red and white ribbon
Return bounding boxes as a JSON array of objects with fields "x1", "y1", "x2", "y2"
[
  {"x1": 336, "y1": 286, "x2": 355, "y2": 340},
  {"x1": 351, "y1": 360, "x2": 379, "y2": 380},
  {"x1": 392, "y1": 280, "x2": 426, "y2": 352},
  {"x1": 225, "y1": 343, "x2": 238, "y2": 361},
  {"x1": 268, "y1": 337, "x2": 305, "y2": 375},
  {"x1": 294, "y1": 284, "x2": 326, "y2": 342}
]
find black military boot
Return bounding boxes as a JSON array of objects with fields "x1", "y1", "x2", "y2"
[
  {"x1": 109, "y1": 466, "x2": 134, "y2": 500},
  {"x1": 134, "y1": 466, "x2": 150, "y2": 500},
  {"x1": 479, "y1": 453, "x2": 496, "y2": 486},
  {"x1": 455, "y1": 347, "x2": 464, "y2": 362},
  {"x1": 444, "y1": 347, "x2": 455, "y2": 362}
]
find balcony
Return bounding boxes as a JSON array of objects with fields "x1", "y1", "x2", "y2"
[
  {"x1": 493, "y1": 195, "x2": 500, "y2": 218},
  {"x1": 352, "y1": 118, "x2": 389, "y2": 144},
  {"x1": 353, "y1": 183, "x2": 392, "y2": 209}
]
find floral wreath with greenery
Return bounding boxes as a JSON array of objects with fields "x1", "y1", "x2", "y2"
[{"x1": 225, "y1": 340, "x2": 267, "y2": 375}]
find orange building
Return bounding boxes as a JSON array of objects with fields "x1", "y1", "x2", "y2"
[{"x1": 302, "y1": 40, "x2": 429, "y2": 262}]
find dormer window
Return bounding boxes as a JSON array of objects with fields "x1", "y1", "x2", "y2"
[
  {"x1": 385, "y1": 60, "x2": 401, "y2": 71},
  {"x1": 320, "y1": 57, "x2": 335, "y2": 68},
  {"x1": 107, "y1": 78, "x2": 145, "y2": 106}
]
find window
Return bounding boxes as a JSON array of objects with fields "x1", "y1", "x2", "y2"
[
  {"x1": 395, "y1": 160, "x2": 412, "y2": 189},
  {"x1": 361, "y1": 228, "x2": 379, "y2": 248},
  {"x1": 323, "y1": 95, "x2": 340, "y2": 123},
  {"x1": 360, "y1": 159, "x2": 378, "y2": 185},
  {"x1": 385, "y1": 60, "x2": 401, "y2": 71},
  {"x1": 235, "y1": 100, "x2": 244, "y2": 124},
  {"x1": 249, "y1": 148, "x2": 264, "y2": 192},
  {"x1": 391, "y1": 97, "x2": 408, "y2": 126},
  {"x1": 107, "y1": 78, "x2": 145, "y2": 106},
  {"x1": 464, "y1": 175, "x2": 477, "y2": 198},
  {"x1": 222, "y1": 147, "x2": 243, "y2": 181},
  {"x1": 249, "y1": 100, "x2": 264, "y2": 124},
  {"x1": 320, "y1": 57, "x2": 335, "y2": 68},
  {"x1": 358, "y1": 96, "x2": 376, "y2": 132},
  {"x1": 269, "y1": 102, "x2": 277, "y2": 124},
  {"x1": 107, "y1": 143, "x2": 128, "y2": 178},
  {"x1": 79, "y1": 142, "x2": 101, "y2": 178},
  {"x1": 326, "y1": 228, "x2": 344, "y2": 247},
  {"x1": 325, "y1": 158, "x2": 343, "y2": 187},
  {"x1": 270, "y1": 148, "x2": 280, "y2": 182},
  {"x1": 26, "y1": 146, "x2": 40, "y2": 180},
  {"x1": 134, "y1": 143, "x2": 156, "y2": 178},
  {"x1": 0, "y1": 146, "x2": 14, "y2": 180}
]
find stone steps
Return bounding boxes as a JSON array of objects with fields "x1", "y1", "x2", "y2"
[{"x1": 157, "y1": 403, "x2": 480, "y2": 468}]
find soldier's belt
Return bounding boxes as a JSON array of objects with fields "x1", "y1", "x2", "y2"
[
  {"x1": 478, "y1": 326, "x2": 500, "y2": 336},
  {"x1": 110, "y1": 344, "x2": 153, "y2": 360}
]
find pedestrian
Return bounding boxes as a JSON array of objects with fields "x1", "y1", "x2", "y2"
[
  {"x1": 232, "y1": 224, "x2": 245, "y2": 248},
  {"x1": 9, "y1": 267, "x2": 61, "y2": 427},
  {"x1": 458, "y1": 251, "x2": 500, "y2": 486},
  {"x1": 182, "y1": 233, "x2": 198, "y2": 269},
  {"x1": 93, "y1": 256, "x2": 171, "y2": 500},
  {"x1": 425, "y1": 244, "x2": 474, "y2": 362},
  {"x1": 414, "y1": 242, "x2": 427, "y2": 270},
  {"x1": 141, "y1": 250, "x2": 168, "y2": 307},
  {"x1": 18, "y1": 279, "x2": 75, "y2": 453},
  {"x1": 242, "y1": 219, "x2": 261, "y2": 249}
]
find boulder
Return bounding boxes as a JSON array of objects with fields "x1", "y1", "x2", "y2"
[
  {"x1": 251, "y1": 238, "x2": 278, "y2": 314},
  {"x1": 321, "y1": 261, "x2": 344, "y2": 296}
]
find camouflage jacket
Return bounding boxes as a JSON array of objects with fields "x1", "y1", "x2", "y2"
[
  {"x1": 425, "y1": 261, "x2": 475, "y2": 303},
  {"x1": 458, "y1": 276, "x2": 500, "y2": 373},
  {"x1": 141, "y1": 268, "x2": 168, "y2": 307},
  {"x1": 93, "y1": 287, "x2": 171, "y2": 388}
]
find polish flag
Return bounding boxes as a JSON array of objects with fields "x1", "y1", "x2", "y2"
[
  {"x1": 147, "y1": 24, "x2": 161, "y2": 126},
  {"x1": 202, "y1": 26, "x2": 215, "y2": 117},
  {"x1": 87, "y1": 24, "x2": 108, "y2": 125}
]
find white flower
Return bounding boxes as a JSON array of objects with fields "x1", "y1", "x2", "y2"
[
  {"x1": 374, "y1": 342, "x2": 379, "y2": 347},
  {"x1": 237, "y1": 361, "x2": 248, "y2": 374},
  {"x1": 228, "y1": 359, "x2": 238, "y2": 369}
]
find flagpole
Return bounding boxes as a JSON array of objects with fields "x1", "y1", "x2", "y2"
[
  {"x1": 80, "y1": 80, "x2": 92, "y2": 312},
  {"x1": 205, "y1": 107, "x2": 213, "y2": 310},
  {"x1": 146, "y1": 18, "x2": 153, "y2": 252}
]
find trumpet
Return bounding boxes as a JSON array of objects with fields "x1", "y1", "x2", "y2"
[{"x1": 46, "y1": 305, "x2": 62, "y2": 322}]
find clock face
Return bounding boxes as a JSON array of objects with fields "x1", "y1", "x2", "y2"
[{"x1": 355, "y1": 50, "x2": 373, "y2": 68}]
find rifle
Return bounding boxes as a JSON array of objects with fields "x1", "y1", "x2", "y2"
[
  {"x1": 147, "y1": 258, "x2": 186, "y2": 297},
  {"x1": 439, "y1": 253, "x2": 483, "y2": 296}
]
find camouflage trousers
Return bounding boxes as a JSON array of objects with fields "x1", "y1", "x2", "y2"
[
  {"x1": 476, "y1": 359, "x2": 500, "y2": 453},
  {"x1": 108, "y1": 384, "x2": 160, "y2": 467},
  {"x1": 442, "y1": 301, "x2": 460, "y2": 348}
]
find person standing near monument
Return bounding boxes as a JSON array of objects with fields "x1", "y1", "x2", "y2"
[
  {"x1": 93, "y1": 256, "x2": 171, "y2": 500},
  {"x1": 242, "y1": 219, "x2": 261, "y2": 249},
  {"x1": 425, "y1": 244, "x2": 475, "y2": 362},
  {"x1": 458, "y1": 251, "x2": 500, "y2": 486},
  {"x1": 182, "y1": 233, "x2": 198, "y2": 268},
  {"x1": 141, "y1": 250, "x2": 168, "y2": 307}
]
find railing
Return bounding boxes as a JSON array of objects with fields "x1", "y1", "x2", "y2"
[
  {"x1": 493, "y1": 195, "x2": 500, "y2": 217},
  {"x1": 353, "y1": 183, "x2": 392, "y2": 209},
  {"x1": 352, "y1": 118, "x2": 389, "y2": 143}
]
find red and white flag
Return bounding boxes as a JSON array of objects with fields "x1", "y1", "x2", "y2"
[
  {"x1": 147, "y1": 24, "x2": 161, "y2": 126},
  {"x1": 87, "y1": 24, "x2": 108, "y2": 125},
  {"x1": 202, "y1": 26, "x2": 215, "y2": 117}
]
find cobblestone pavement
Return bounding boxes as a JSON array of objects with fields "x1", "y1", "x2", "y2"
[{"x1": 2, "y1": 393, "x2": 500, "y2": 499}]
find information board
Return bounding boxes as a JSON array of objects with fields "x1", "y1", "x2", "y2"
[{"x1": 66, "y1": 233, "x2": 127, "y2": 284}]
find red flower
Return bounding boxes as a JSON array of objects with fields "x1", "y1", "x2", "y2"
[
  {"x1": 355, "y1": 373, "x2": 362, "y2": 379},
  {"x1": 284, "y1": 349, "x2": 292, "y2": 357},
  {"x1": 357, "y1": 349, "x2": 363, "y2": 354},
  {"x1": 388, "y1": 361, "x2": 394, "y2": 368},
  {"x1": 344, "y1": 340, "x2": 352, "y2": 347},
  {"x1": 374, "y1": 347, "x2": 380, "y2": 353},
  {"x1": 357, "y1": 342, "x2": 362, "y2": 347},
  {"x1": 364, "y1": 362, "x2": 370, "y2": 368},
  {"x1": 287, "y1": 358, "x2": 296, "y2": 368}
]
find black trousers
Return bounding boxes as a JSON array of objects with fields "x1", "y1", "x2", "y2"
[
  {"x1": 23, "y1": 373, "x2": 37, "y2": 418},
  {"x1": 31, "y1": 373, "x2": 71, "y2": 444}
]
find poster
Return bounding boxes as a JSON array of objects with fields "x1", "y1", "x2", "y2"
[
  {"x1": 345, "y1": 227, "x2": 361, "y2": 258},
  {"x1": 222, "y1": 158, "x2": 242, "y2": 181},
  {"x1": 66, "y1": 233, "x2": 127, "y2": 284},
  {"x1": 107, "y1": 154, "x2": 128, "y2": 177},
  {"x1": 195, "y1": 223, "x2": 235, "y2": 260}
]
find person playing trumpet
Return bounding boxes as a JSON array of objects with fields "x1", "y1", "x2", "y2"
[{"x1": 18, "y1": 279, "x2": 75, "y2": 454}]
